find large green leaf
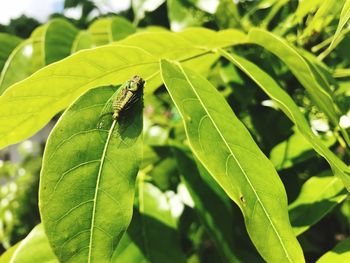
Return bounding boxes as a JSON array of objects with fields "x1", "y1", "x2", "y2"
[
  {"x1": 7, "y1": 224, "x2": 58, "y2": 263},
  {"x1": 39, "y1": 86, "x2": 143, "y2": 262},
  {"x1": 173, "y1": 147, "x2": 240, "y2": 263},
  {"x1": 317, "y1": 237, "x2": 350, "y2": 262},
  {"x1": 112, "y1": 181, "x2": 186, "y2": 263},
  {"x1": 0, "y1": 33, "x2": 22, "y2": 71},
  {"x1": 160, "y1": 59, "x2": 304, "y2": 263},
  {"x1": 289, "y1": 171, "x2": 348, "y2": 236},
  {"x1": 88, "y1": 17, "x2": 136, "y2": 46},
  {"x1": 0, "y1": 28, "x2": 245, "y2": 149},
  {"x1": 219, "y1": 50, "x2": 350, "y2": 191},
  {"x1": 330, "y1": 0, "x2": 350, "y2": 50},
  {"x1": 247, "y1": 28, "x2": 341, "y2": 127}
]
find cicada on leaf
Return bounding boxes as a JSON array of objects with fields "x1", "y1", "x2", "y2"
[{"x1": 97, "y1": 75, "x2": 145, "y2": 130}]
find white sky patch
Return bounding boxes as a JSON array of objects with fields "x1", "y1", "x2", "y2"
[
  {"x1": 0, "y1": 0, "x2": 63, "y2": 24},
  {"x1": 340, "y1": 114, "x2": 350, "y2": 129},
  {"x1": 0, "y1": 0, "x2": 130, "y2": 25},
  {"x1": 64, "y1": 6, "x2": 83, "y2": 20},
  {"x1": 92, "y1": 0, "x2": 131, "y2": 14}
]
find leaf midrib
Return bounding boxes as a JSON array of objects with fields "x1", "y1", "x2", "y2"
[
  {"x1": 176, "y1": 63, "x2": 292, "y2": 262},
  {"x1": 87, "y1": 120, "x2": 116, "y2": 263}
]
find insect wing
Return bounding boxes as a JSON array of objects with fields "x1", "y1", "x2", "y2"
[{"x1": 122, "y1": 90, "x2": 142, "y2": 111}]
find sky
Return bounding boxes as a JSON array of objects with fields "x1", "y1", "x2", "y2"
[{"x1": 0, "y1": 0, "x2": 131, "y2": 24}]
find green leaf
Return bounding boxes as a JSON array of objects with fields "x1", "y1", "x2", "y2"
[
  {"x1": 289, "y1": 171, "x2": 348, "y2": 236},
  {"x1": 292, "y1": 0, "x2": 323, "y2": 24},
  {"x1": 218, "y1": 50, "x2": 350, "y2": 191},
  {"x1": 247, "y1": 28, "x2": 340, "y2": 127},
  {"x1": 0, "y1": 39, "x2": 33, "y2": 95},
  {"x1": 215, "y1": 0, "x2": 241, "y2": 29},
  {"x1": 173, "y1": 147, "x2": 241, "y2": 263},
  {"x1": 8, "y1": 224, "x2": 58, "y2": 263},
  {"x1": 300, "y1": 0, "x2": 345, "y2": 40},
  {"x1": 0, "y1": 19, "x2": 78, "y2": 95},
  {"x1": 39, "y1": 86, "x2": 143, "y2": 262},
  {"x1": 0, "y1": 242, "x2": 21, "y2": 263},
  {"x1": 317, "y1": 237, "x2": 350, "y2": 262},
  {"x1": 330, "y1": 0, "x2": 350, "y2": 50},
  {"x1": 0, "y1": 33, "x2": 22, "y2": 71},
  {"x1": 88, "y1": 17, "x2": 136, "y2": 46},
  {"x1": 270, "y1": 129, "x2": 335, "y2": 170},
  {"x1": 160, "y1": 59, "x2": 304, "y2": 263},
  {"x1": 71, "y1": 31, "x2": 94, "y2": 53},
  {"x1": 260, "y1": 0, "x2": 289, "y2": 29},
  {"x1": 33, "y1": 18, "x2": 79, "y2": 65},
  {"x1": 43, "y1": 19, "x2": 79, "y2": 64},
  {"x1": 0, "y1": 28, "x2": 245, "y2": 149},
  {"x1": 112, "y1": 182, "x2": 186, "y2": 263}
]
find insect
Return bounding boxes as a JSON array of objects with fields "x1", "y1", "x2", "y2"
[
  {"x1": 98, "y1": 75, "x2": 145, "y2": 127},
  {"x1": 112, "y1": 75, "x2": 145, "y2": 120}
]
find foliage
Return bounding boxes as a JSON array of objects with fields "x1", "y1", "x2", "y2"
[{"x1": 0, "y1": 0, "x2": 350, "y2": 262}]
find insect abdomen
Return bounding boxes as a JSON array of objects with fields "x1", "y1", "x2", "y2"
[{"x1": 112, "y1": 89, "x2": 133, "y2": 120}]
